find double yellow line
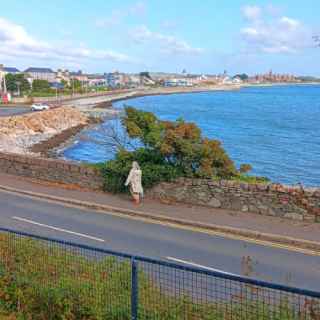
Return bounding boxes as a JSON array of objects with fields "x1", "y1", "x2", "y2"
[{"x1": 1, "y1": 185, "x2": 320, "y2": 257}]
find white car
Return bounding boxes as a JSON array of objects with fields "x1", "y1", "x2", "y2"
[{"x1": 31, "y1": 103, "x2": 50, "y2": 111}]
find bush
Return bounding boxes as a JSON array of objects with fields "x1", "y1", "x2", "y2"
[
  {"x1": 240, "y1": 164, "x2": 252, "y2": 174},
  {"x1": 100, "y1": 148, "x2": 182, "y2": 193},
  {"x1": 123, "y1": 107, "x2": 238, "y2": 179},
  {"x1": 232, "y1": 174, "x2": 270, "y2": 184},
  {"x1": 100, "y1": 107, "x2": 258, "y2": 193}
]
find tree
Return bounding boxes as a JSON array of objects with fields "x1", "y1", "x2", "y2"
[
  {"x1": 139, "y1": 72, "x2": 152, "y2": 79},
  {"x1": 233, "y1": 74, "x2": 249, "y2": 81},
  {"x1": 123, "y1": 107, "x2": 238, "y2": 178},
  {"x1": 70, "y1": 79, "x2": 82, "y2": 91},
  {"x1": 5, "y1": 74, "x2": 30, "y2": 95},
  {"x1": 60, "y1": 79, "x2": 69, "y2": 89},
  {"x1": 32, "y1": 79, "x2": 51, "y2": 92},
  {"x1": 102, "y1": 107, "x2": 253, "y2": 193}
]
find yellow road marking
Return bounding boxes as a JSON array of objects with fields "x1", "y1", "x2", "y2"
[{"x1": 2, "y1": 187, "x2": 320, "y2": 257}]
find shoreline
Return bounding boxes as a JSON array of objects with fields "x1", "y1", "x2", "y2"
[
  {"x1": 40, "y1": 85, "x2": 242, "y2": 157},
  {"x1": 27, "y1": 82, "x2": 320, "y2": 162},
  {"x1": 30, "y1": 124, "x2": 88, "y2": 157}
]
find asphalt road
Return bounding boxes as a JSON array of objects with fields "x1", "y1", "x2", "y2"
[
  {"x1": 1, "y1": 190, "x2": 320, "y2": 291},
  {"x1": 0, "y1": 106, "x2": 31, "y2": 117}
]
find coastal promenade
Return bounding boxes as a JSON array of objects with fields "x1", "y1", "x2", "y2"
[{"x1": 1, "y1": 172, "x2": 320, "y2": 291}]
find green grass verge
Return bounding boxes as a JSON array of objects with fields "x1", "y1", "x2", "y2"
[{"x1": 0, "y1": 234, "x2": 317, "y2": 319}]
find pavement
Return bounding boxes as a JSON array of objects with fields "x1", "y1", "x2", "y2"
[
  {"x1": 0, "y1": 106, "x2": 31, "y2": 117},
  {"x1": 0, "y1": 174, "x2": 320, "y2": 291},
  {"x1": 1, "y1": 173, "x2": 320, "y2": 245}
]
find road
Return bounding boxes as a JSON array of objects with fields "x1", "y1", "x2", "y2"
[
  {"x1": 1, "y1": 189, "x2": 320, "y2": 291},
  {"x1": 0, "y1": 106, "x2": 31, "y2": 117}
]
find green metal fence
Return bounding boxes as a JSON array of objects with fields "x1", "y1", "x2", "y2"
[{"x1": 0, "y1": 227, "x2": 320, "y2": 319}]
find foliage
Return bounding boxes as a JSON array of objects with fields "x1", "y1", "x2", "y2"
[
  {"x1": 231, "y1": 174, "x2": 270, "y2": 184},
  {"x1": 5, "y1": 74, "x2": 30, "y2": 95},
  {"x1": 233, "y1": 73, "x2": 249, "y2": 81},
  {"x1": 32, "y1": 79, "x2": 51, "y2": 92},
  {"x1": 240, "y1": 164, "x2": 252, "y2": 174},
  {"x1": 100, "y1": 148, "x2": 182, "y2": 193},
  {"x1": 60, "y1": 79, "x2": 68, "y2": 88},
  {"x1": 70, "y1": 78, "x2": 82, "y2": 90},
  {"x1": 139, "y1": 71, "x2": 152, "y2": 79},
  {"x1": 0, "y1": 234, "x2": 315, "y2": 320},
  {"x1": 100, "y1": 107, "x2": 255, "y2": 193},
  {"x1": 123, "y1": 106, "x2": 238, "y2": 178}
]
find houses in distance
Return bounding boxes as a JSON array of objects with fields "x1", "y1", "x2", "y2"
[{"x1": 0, "y1": 63, "x2": 304, "y2": 95}]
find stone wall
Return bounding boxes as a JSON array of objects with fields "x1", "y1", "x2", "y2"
[
  {"x1": 148, "y1": 178, "x2": 320, "y2": 222},
  {"x1": 1, "y1": 151, "x2": 320, "y2": 222},
  {"x1": 0, "y1": 152, "x2": 104, "y2": 190}
]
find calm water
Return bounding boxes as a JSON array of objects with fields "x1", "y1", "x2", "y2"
[{"x1": 64, "y1": 85, "x2": 320, "y2": 186}]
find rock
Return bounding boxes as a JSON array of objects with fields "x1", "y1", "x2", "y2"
[
  {"x1": 241, "y1": 205, "x2": 249, "y2": 212},
  {"x1": 283, "y1": 212, "x2": 303, "y2": 221},
  {"x1": 303, "y1": 215, "x2": 316, "y2": 223},
  {"x1": 230, "y1": 197, "x2": 243, "y2": 211},
  {"x1": 208, "y1": 197, "x2": 221, "y2": 208}
]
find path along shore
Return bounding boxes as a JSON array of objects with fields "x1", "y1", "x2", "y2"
[
  {"x1": 3, "y1": 82, "x2": 315, "y2": 157},
  {"x1": 2, "y1": 85, "x2": 241, "y2": 156}
]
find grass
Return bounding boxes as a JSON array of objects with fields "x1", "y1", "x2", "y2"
[
  {"x1": 0, "y1": 233, "x2": 318, "y2": 319},
  {"x1": 231, "y1": 174, "x2": 270, "y2": 184}
]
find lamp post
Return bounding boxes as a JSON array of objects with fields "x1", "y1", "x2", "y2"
[
  {"x1": 16, "y1": 81, "x2": 21, "y2": 97},
  {"x1": 72, "y1": 78, "x2": 75, "y2": 97}
]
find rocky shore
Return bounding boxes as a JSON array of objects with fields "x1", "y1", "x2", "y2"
[
  {"x1": 0, "y1": 106, "x2": 89, "y2": 155},
  {"x1": 0, "y1": 85, "x2": 241, "y2": 157}
]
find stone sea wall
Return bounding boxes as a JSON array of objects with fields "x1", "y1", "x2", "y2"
[
  {"x1": 1, "y1": 151, "x2": 320, "y2": 222},
  {"x1": 0, "y1": 152, "x2": 103, "y2": 190},
  {"x1": 148, "y1": 178, "x2": 320, "y2": 222}
]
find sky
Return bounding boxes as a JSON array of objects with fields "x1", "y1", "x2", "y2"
[{"x1": 0, "y1": 0, "x2": 319, "y2": 75}]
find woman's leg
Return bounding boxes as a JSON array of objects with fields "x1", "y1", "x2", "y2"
[{"x1": 133, "y1": 193, "x2": 140, "y2": 204}]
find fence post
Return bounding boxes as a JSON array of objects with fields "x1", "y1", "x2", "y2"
[{"x1": 131, "y1": 258, "x2": 138, "y2": 320}]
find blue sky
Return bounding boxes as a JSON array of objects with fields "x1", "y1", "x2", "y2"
[{"x1": 0, "y1": 1, "x2": 319, "y2": 75}]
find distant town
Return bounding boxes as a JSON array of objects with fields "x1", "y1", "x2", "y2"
[{"x1": 0, "y1": 63, "x2": 319, "y2": 103}]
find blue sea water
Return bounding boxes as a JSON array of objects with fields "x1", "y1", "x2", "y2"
[{"x1": 63, "y1": 85, "x2": 320, "y2": 186}]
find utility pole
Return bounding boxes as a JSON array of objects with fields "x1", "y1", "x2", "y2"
[
  {"x1": 16, "y1": 81, "x2": 21, "y2": 97},
  {"x1": 0, "y1": 64, "x2": 3, "y2": 93},
  {"x1": 3, "y1": 73, "x2": 7, "y2": 94}
]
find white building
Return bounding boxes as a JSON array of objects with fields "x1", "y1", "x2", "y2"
[
  {"x1": 24, "y1": 67, "x2": 56, "y2": 83},
  {"x1": 105, "y1": 72, "x2": 127, "y2": 88},
  {"x1": 164, "y1": 78, "x2": 194, "y2": 87}
]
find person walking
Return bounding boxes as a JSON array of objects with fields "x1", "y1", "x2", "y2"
[{"x1": 125, "y1": 161, "x2": 143, "y2": 204}]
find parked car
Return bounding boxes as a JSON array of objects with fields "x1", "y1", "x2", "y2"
[{"x1": 31, "y1": 103, "x2": 50, "y2": 111}]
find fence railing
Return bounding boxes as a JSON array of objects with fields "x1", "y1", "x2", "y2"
[{"x1": 0, "y1": 227, "x2": 319, "y2": 319}]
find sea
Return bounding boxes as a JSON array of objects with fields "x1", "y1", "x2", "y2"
[{"x1": 63, "y1": 85, "x2": 320, "y2": 187}]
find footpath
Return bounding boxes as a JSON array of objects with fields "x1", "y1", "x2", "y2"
[{"x1": 1, "y1": 172, "x2": 320, "y2": 252}]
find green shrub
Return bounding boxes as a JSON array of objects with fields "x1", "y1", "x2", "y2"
[
  {"x1": 100, "y1": 148, "x2": 182, "y2": 193},
  {"x1": 232, "y1": 174, "x2": 270, "y2": 184},
  {"x1": 99, "y1": 107, "x2": 263, "y2": 193}
]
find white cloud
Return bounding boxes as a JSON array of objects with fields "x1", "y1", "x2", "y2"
[
  {"x1": 279, "y1": 16, "x2": 300, "y2": 29},
  {"x1": 130, "y1": 25, "x2": 204, "y2": 55},
  {"x1": 242, "y1": 5, "x2": 261, "y2": 21},
  {"x1": 0, "y1": 17, "x2": 134, "y2": 64},
  {"x1": 240, "y1": 6, "x2": 313, "y2": 54}
]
